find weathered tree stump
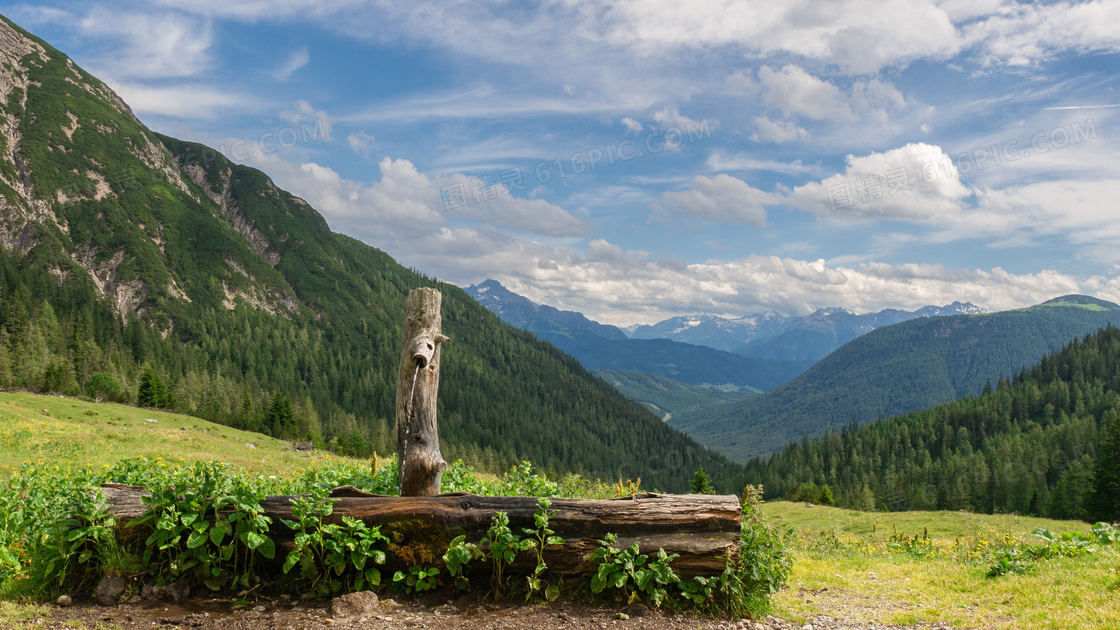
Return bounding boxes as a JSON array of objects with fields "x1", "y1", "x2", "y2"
[
  {"x1": 396, "y1": 287, "x2": 451, "y2": 497},
  {"x1": 99, "y1": 485, "x2": 742, "y2": 577}
]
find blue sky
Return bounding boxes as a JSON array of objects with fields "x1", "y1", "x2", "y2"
[{"x1": 8, "y1": 0, "x2": 1120, "y2": 325}]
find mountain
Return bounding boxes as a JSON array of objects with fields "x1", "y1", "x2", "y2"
[
  {"x1": 466, "y1": 279, "x2": 811, "y2": 391},
  {"x1": 465, "y1": 279, "x2": 627, "y2": 347},
  {"x1": 626, "y1": 313, "x2": 789, "y2": 353},
  {"x1": 594, "y1": 370, "x2": 756, "y2": 422},
  {"x1": 0, "y1": 15, "x2": 742, "y2": 492},
  {"x1": 566, "y1": 338, "x2": 810, "y2": 391},
  {"x1": 628, "y1": 302, "x2": 985, "y2": 361},
  {"x1": 738, "y1": 302, "x2": 985, "y2": 362},
  {"x1": 744, "y1": 324, "x2": 1120, "y2": 521},
  {"x1": 671, "y1": 296, "x2": 1120, "y2": 461}
]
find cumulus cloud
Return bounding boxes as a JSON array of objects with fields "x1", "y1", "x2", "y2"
[
  {"x1": 236, "y1": 151, "x2": 591, "y2": 240},
  {"x1": 750, "y1": 115, "x2": 808, "y2": 143},
  {"x1": 758, "y1": 65, "x2": 855, "y2": 121},
  {"x1": 725, "y1": 69, "x2": 755, "y2": 94},
  {"x1": 472, "y1": 248, "x2": 1114, "y2": 327},
  {"x1": 791, "y1": 143, "x2": 972, "y2": 220},
  {"x1": 659, "y1": 174, "x2": 775, "y2": 227},
  {"x1": 280, "y1": 100, "x2": 332, "y2": 140},
  {"x1": 653, "y1": 106, "x2": 700, "y2": 129},
  {"x1": 620, "y1": 117, "x2": 643, "y2": 135},
  {"x1": 347, "y1": 131, "x2": 376, "y2": 158}
]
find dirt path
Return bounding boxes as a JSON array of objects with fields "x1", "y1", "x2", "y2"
[{"x1": 25, "y1": 595, "x2": 958, "y2": 630}]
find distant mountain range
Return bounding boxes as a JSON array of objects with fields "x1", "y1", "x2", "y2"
[
  {"x1": 465, "y1": 280, "x2": 810, "y2": 391},
  {"x1": 628, "y1": 302, "x2": 986, "y2": 361},
  {"x1": 467, "y1": 279, "x2": 627, "y2": 346},
  {"x1": 671, "y1": 295, "x2": 1120, "y2": 461}
]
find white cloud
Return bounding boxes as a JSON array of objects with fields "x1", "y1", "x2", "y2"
[
  {"x1": 273, "y1": 47, "x2": 309, "y2": 80},
  {"x1": 79, "y1": 9, "x2": 213, "y2": 79},
  {"x1": 280, "y1": 100, "x2": 332, "y2": 140},
  {"x1": 758, "y1": 65, "x2": 854, "y2": 121},
  {"x1": 235, "y1": 150, "x2": 590, "y2": 240},
  {"x1": 620, "y1": 117, "x2": 643, "y2": 135},
  {"x1": 108, "y1": 81, "x2": 257, "y2": 118},
  {"x1": 467, "y1": 248, "x2": 1113, "y2": 327},
  {"x1": 963, "y1": 0, "x2": 1120, "y2": 67},
  {"x1": 725, "y1": 69, "x2": 755, "y2": 94},
  {"x1": 659, "y1": 174, "x2": 775, "y2": 227},
  {"x1": 791, "y1": 143, "x2": 972, "y2": 221},
  {"x1": 705, "y1": 151, "x2": 818, "y2": 175},
  {"x1": 347, "y1": 131, "x2": 376, "y2": 158},
  {"x1": 652, "y1": 106, "x2": 699, "y2": 129},
  {"x1": 750, "y1": 115, "x2": 808, "y2": 143}
]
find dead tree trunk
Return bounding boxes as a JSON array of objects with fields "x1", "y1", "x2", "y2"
[
  {"x1": 396, "y1": 287, "x2": 451, "y2": 497},
  {"x1": 100, "y1": 485, "x2": 741, "y2": 577}
]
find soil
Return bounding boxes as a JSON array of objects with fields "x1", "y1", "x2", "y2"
[{"x1": 26, "y1": 593, "x2": 958, "y2": 630}]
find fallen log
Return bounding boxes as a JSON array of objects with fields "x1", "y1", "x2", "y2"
[{"x1": 100, "y1": 485, "x2": 741, "y2": 577}]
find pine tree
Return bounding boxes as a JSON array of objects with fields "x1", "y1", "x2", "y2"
[
  {"x1": 1088, "y1": 412, "x2": 1120, "y2": 523},
  {"x1": 137, "y1": 368, "x2": 167, "y2": 408},
  {"x1": 690, "y1": 466, "x2": 715, "y2": 494},
  {"x1": 267, "y1": 392, "x2": 294, "y2": 439}
]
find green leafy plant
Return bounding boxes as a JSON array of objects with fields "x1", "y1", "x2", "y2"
[
  {"x1": 484, "y1": 511, "x2": 529, "y2": 599},
  {"x1": 392, "y1": 564, "x2": 440, "y2": 594},
  {"x1": 589, "y1": 533, "x2": 680, "y2": 607},
  {"x1": 442, "y1": 534, "x2": 483, "y2": 592},
  {"x1": 281, "y1": 487, "x2": 388, "y2": 596},
  {"x1": 522, "y1": 497, "x2": 564, "y2": 601}
]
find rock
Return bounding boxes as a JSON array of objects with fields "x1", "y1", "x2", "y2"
[
  {"x1": 622, "y1": 604, "x2": 650, "y2": 618},
  {"x1": 330, "y1": 591, "x2": 380, "y2": 619},
  {"x1": 95, "y1": 575, "x2": 126, "y2": 606},
  {"x1": 294, "y1": 441, "x2": 313, "y2": 451},
  {"x1": 142, "y1": 580, "x2": 190, "y2": 602},
  {"x1": 805, "y1": 503, "x2": 814, "y2": 508},
  {"x1": 56, "y1": 595, "x2": 72, "y2": 607}
]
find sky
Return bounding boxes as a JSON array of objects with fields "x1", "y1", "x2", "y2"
[{"x1": 7, "y1": 0, "x2": 1120, "y2": 326}]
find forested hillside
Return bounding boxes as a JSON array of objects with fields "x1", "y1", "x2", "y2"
[
  {"x1": 0, "y1": 16, "x2": 741, "y2": 492},
  {"x1": 745, "y1": 325, "x2": 1120, "y2": 522},
  {"x1": 672, "y1": 296, "x2": 1120, "y2": 461}
]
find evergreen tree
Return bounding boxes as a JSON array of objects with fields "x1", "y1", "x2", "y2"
[
  {"x1": 267, "y1": 393, "x2": 295, "y2": 439},
  {"x1": 690, "y1": 466, "x2": 715, "y2": 494},
  {"x1": 137, "y1": 368, "x2": 167, "y2": 408},
  {"x1": 1088, "y1": 412, "x2": 1120, "y2": 523}
]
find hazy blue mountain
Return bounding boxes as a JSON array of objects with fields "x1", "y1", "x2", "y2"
[
  {"x1": 465, "y1": 279, "x2": 627, "y2": 348},
  {"x1": 467, "y1": 280, "x2": 811, "y2": 391},
  {"x1": 738, "y1": 301, "x2": 986, "y2": 362},
  {"x1": 626, "y1": 313, "x2": 789, "y2": 352},
  {"x1": 626, "y1": 302, "x2": 984, "y2": 361}
]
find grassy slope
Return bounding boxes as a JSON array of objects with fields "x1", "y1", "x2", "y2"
[
  {"x1": 762, "y1": 501, "x2": 1119, "y2": 630},
  {"x1": 0, "y1": 391, "x2": 339, "y2": 475}
]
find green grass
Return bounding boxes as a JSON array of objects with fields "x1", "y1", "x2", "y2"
[
  {"x1": 761, "y1": 500, "x2": 1091, "y2": 539},
  {"x1": 0, "y1": 391, "x2": 341, "y2": 476},
  {"x1": 762, "y1": 501, "x2": 1120, "y2": 629}
]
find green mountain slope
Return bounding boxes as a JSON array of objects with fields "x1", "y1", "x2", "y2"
[
  {"x1": 671, "y1": 297, "x2": 1120, "y2": 461},
  {"x1": 568, "y1": 338, "x2": 811, "y2": 390},
  {"x1": 594, "y1": 369, "x2": 757, "y2": 421},
  {"x1": 0, "y1": 15, "x2": 741, "y2": 492},
  {"x1": 744, "y1": 325, "x2": 1120, "y2": 522}
]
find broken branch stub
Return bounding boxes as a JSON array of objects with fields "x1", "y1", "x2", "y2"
[{"x1": 396, "y1": 287, "x2": 451, "y2": 497}]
